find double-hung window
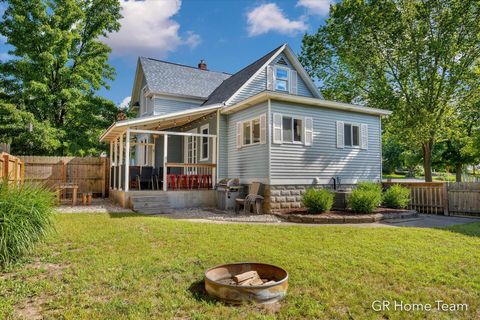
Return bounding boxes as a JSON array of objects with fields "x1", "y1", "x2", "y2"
[
  {"x1": 282, "y1": 116, "x2": 303, "y2": 143},
  {"x1": 275, "y1": 67, "x2": 289, "y2": 92},
  {"x1": 200, "y1": 124, "x2": 209, "y2": 161},
  {"x1": 344, "y1": 123, "x2": 360, "y2": 147},
  {"x1": 237, "y1": 114, "x2": 266, "y2": 148},
  {"x1": 242, "y1": 118, "x2": 260, "y2": 146},
  {"x1": 273, "y1": 113, "x2": 313, "y2": 146}
]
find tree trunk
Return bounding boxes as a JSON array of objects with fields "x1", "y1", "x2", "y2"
[
  {"x1": 422, "y1": 140, "x2": 433, "y2": 182},
  {"x1": 455, "y1": 164, "x2": 462, "y2": 182}
]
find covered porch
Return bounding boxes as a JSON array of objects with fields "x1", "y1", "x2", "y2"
[{"x1": 100, "y1": 105, "x2": 221, "y2": 209}]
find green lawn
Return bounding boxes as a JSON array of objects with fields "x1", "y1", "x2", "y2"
[{"x1": 1, "y1": 213, "x2": 479, "y2": 319}]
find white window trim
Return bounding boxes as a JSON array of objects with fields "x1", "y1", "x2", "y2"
[
  {"x1": 343, "y1": 122, "x2": 361, "y2": 148},
  {"x1": 280, "y1": 115, "x2": 304, "y2": 144},
  {"x1": 200, "y1": 124, "x2": 209, "y2": 161},
  {"x1": 240, "y1": 116, "x2": 262, "y2": 148},
  {"x1": 274, "y1": 66, "x2": 289, "y2": 92}
]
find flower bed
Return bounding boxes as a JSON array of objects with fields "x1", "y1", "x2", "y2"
[{"x1": 274, "y1": 207, "x2": 417, "y2": 224}]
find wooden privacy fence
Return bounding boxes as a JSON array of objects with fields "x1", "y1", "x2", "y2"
[
  {"x1": 383, "y1": 182, "x2": 480, "y2": 216},
  {"x1": 18, "y1": 156, "x2": 109, "y2": 197},
  {"x1": 0, "y1": 152, "x2": 24, "y2": 184}
]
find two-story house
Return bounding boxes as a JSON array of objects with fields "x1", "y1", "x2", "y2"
[{"x1": 100, "y1": 44, "x2": 391, "y2": 213}]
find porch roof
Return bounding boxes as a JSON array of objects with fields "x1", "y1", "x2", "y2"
[{"x1": 100, "y1": 104, "x2": 222, "y2": 142}]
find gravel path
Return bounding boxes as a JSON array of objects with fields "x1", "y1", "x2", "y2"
[
  {"x1": 162, "y1": 208, "x2": 283, "y2": 223},
  {"x1": 55, "y1": 199, "x2": 133, "y2": 214}
]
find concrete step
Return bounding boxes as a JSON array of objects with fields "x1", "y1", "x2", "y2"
[
  {"x1": 131, "y1": 195, "x2": 169, "y2": 203},
  {"x1": 133, "y1": 201, "x2": 169, "y2": 209},
  {"x1": 135, "y1": 208, "x2": 173, "y2": 215}
]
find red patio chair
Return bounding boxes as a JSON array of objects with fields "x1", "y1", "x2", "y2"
[
  {"x1": 177, "y1": 174, "x2": 188, "y2": 189},
  {"x1": 167, "y1": 174, "x2": 177, "y2": 191},
  {"x1": 188, "y1": 174, "x2": 200, "y2": 189}
]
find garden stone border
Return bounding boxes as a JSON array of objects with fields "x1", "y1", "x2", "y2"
[{"x1": 273, "y1": 210, "x2": 418, "y2": 224}]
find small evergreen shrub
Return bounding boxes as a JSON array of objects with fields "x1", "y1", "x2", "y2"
[
  {"x1": 0, "y1": 182, "x2": 55, "y2": 267},
  {"x1": 383, "y1": 184, "x2": 410, "y2": 209},
  {"x1": 302, "y1": 188, "x2": 334, "y2": 214},
  {"x1": 357, "y1": 181, "x2": 382, "y2": 194},
  {"x1": 349, "y1": 182, "x2": 382, "y2": 214}
]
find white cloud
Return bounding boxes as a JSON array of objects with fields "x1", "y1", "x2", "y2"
[
  {"x1": 104, "y1": 0, "x2": 201, "y2": 58},
  {"x1": 118, "y1": 96, "x2": 131, "y2": 109},
  {"x1": 0, "y1": 52, "x2": 12, "y2": 61},
  {"x1": 297, "y1": 0, "x2": 334, "y2": 17},
  {"x1": 246, "y1": 3, "x2": 308, "y2": 37}
]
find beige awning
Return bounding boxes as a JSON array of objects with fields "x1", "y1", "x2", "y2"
[{"x1": 100, "y1": 104, "x2": 221, "y2": 142}]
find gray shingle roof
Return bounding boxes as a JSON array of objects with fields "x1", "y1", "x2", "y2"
[
  {"x1": 202, "y1": 45, "x2": 283, "y2": 106},
  {"x1": 139, "y1": 57, "x2": 231, "y2": 99}
]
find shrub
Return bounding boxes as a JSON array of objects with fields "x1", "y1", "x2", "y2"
[
  {"x1": 302, "y1": 188, "x2": 334, "y2": 214},
  {"x1": 357, "y1": 181, "x2": 382, "y2": 194},
  {"x1": 348, "y1": 183, "x2": 382, "y2": 214},
  {"x1": 0, "y1": 182, "x2": 55, "y2": 267},
  {"x1": 383, "y1": 184, "x2": 410, "y2": 209}
]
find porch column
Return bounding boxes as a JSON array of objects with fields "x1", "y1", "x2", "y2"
[
  {"x1": 124, "y1": 130, "x2": 130, "y2": 192},
  {"x1": 163, "y1": 134, "x2": 168, "y2": 191},
  {"x1": 212, "y1": 136, "x2": 217, "y2": 189},
  {"x1": 113, "y1": 137, "x2": 118, "y2": 190},
  {"x1": 109, "y1": 141, "x2": 113, "y2": 189},
  {"x1": 119, "y1": 133, "x2": 124, "y2": 190}
]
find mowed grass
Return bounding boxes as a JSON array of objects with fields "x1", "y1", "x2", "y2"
[{"x1": 1, "y1": 214, "x2": 479, "y2": 319}]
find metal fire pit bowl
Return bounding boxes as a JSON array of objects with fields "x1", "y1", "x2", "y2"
[{"x1": 204, "y1": 262, "x2": 288, "y2": 304}]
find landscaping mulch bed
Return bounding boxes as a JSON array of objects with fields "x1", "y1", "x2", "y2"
[{"x1": 274, "y1": 207, "x2": 418, "y2": 224}]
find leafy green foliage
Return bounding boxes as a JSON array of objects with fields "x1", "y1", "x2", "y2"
[
  {"x1": 0, "y1": 0, "x2": 122, "y2": 155},
  {"x1": 356, "y1": 182, "x2": 382, "y2": 194},
  {"x1": 302, "y1": 188, "x2": 334, "y2": 213},
  {"x1": 0, "y1": 101, "x2": 60, "y2": 155},
  {"x1": 300, "y1": 0, "x2": 480, "y2": 181},
  {"x1": 383, "y1": 185, "x2": 411, "y2": 209},
  {"x1": 0, "y1": 182, "x2": 55, "y2": 267},
  {"x1": 349, "y1": 183, "x2": 382, "y2": 213}
]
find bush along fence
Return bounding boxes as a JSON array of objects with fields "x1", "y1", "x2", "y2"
[
  {"x1": 383, "y1": 182, "x2": 480, "y2": 217},
  {"x1": 0, "y1": 152, "x2": 24, "y2": 184},
  {"x1": 17, "y1": 156, "x2": 110, "y2": 198}
]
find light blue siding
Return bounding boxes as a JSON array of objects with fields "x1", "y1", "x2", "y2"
[
  {"x1": 270, "y1": 101, "x2": 382, "y2": 185},
  {"x1": 229, "y1": 68, "x2": 267, "y2": 106},
  {"x1": 153, "y1": 97, "x2": 202, "y2": 115},
  {"x1": 226, "y1": 103, "x2": 269, "y2": 183},
  {"x1": 227, "y1": 52, "x2": 315, "y2": 106},
  {"x1": 270, "y1": 53, "x2": 314, "y2": 98}
]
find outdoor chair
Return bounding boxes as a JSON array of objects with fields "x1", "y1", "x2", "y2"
[
  {"x1": 129, "y1": 166, "x2": 140, "y2": 190},
  {"x1": 152, "y1": 168, "x2": 163, "y2": 190},
  {"x1": 235, "y1": 182, "x2": 264, "y2": 214},
  {"x1": 137, "y1": 166, "x2": 154, "y2": 190}
]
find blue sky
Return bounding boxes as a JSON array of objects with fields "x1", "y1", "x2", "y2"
[{"x1": 0, "y1": 0, "x2": 333, "y2": 108}]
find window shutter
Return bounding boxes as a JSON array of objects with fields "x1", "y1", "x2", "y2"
[
  {"x1": 361, "y1": 124, "x2": 368, "y2": 149},
  {"x1": 336, "y1": 121, "x2": 344, "y2": 148},
  {"x1": 236, "y1": 122, "x2": 242, "y2": 149},
  {"x1": 273, "y1": 113, "x2": 282, "y2": 144},
  {"x1": 260, "y1": 113, "x2": 267, "y2": 144},
  {"x1": 304, "y1": 117, "x2": 313, "y2": 146},
  {"x1": 266, "y1": 66, "x2": 274, "y2": 91},
  {"x1": 289, "y1": 70, "x2": 298, "y2": 95}
]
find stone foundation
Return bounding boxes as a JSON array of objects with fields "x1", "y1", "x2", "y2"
[{"x1": 263, "y1": 184, "x2": 355, "y2": 214}]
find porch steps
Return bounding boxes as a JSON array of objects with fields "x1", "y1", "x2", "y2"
[{"x1": 131, "y1": 194, "x2": 173, "y2": 215}]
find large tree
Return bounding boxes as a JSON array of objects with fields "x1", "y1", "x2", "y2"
[
  {"x1": 0, "y1": 0, "x2": 121, "y2": 155},
  {"x1": 300, "y1": 0, "x2": 480, "y2": 181}
]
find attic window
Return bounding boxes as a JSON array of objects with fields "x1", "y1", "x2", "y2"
[
  {"x1": 275, "y1": 67, "x2": 289, "y2": 92},
  {"x1": 277, "y1": 57, "x2": 288, "y2": 65}
]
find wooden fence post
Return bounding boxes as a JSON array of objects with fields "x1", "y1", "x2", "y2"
[
  {"x1": 443, "y1": 183, "x2": 449, "y2": 216},
  {"x1": 3, "y1": 153, "x2": 9, "y2": 182},
  {"x1": 101, "y1": 157, "x2": 106, "y2": 198}
]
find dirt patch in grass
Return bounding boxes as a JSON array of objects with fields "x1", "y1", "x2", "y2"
[{"x1": 15, "y1": 296, "x2": 46, "y2": 320}]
